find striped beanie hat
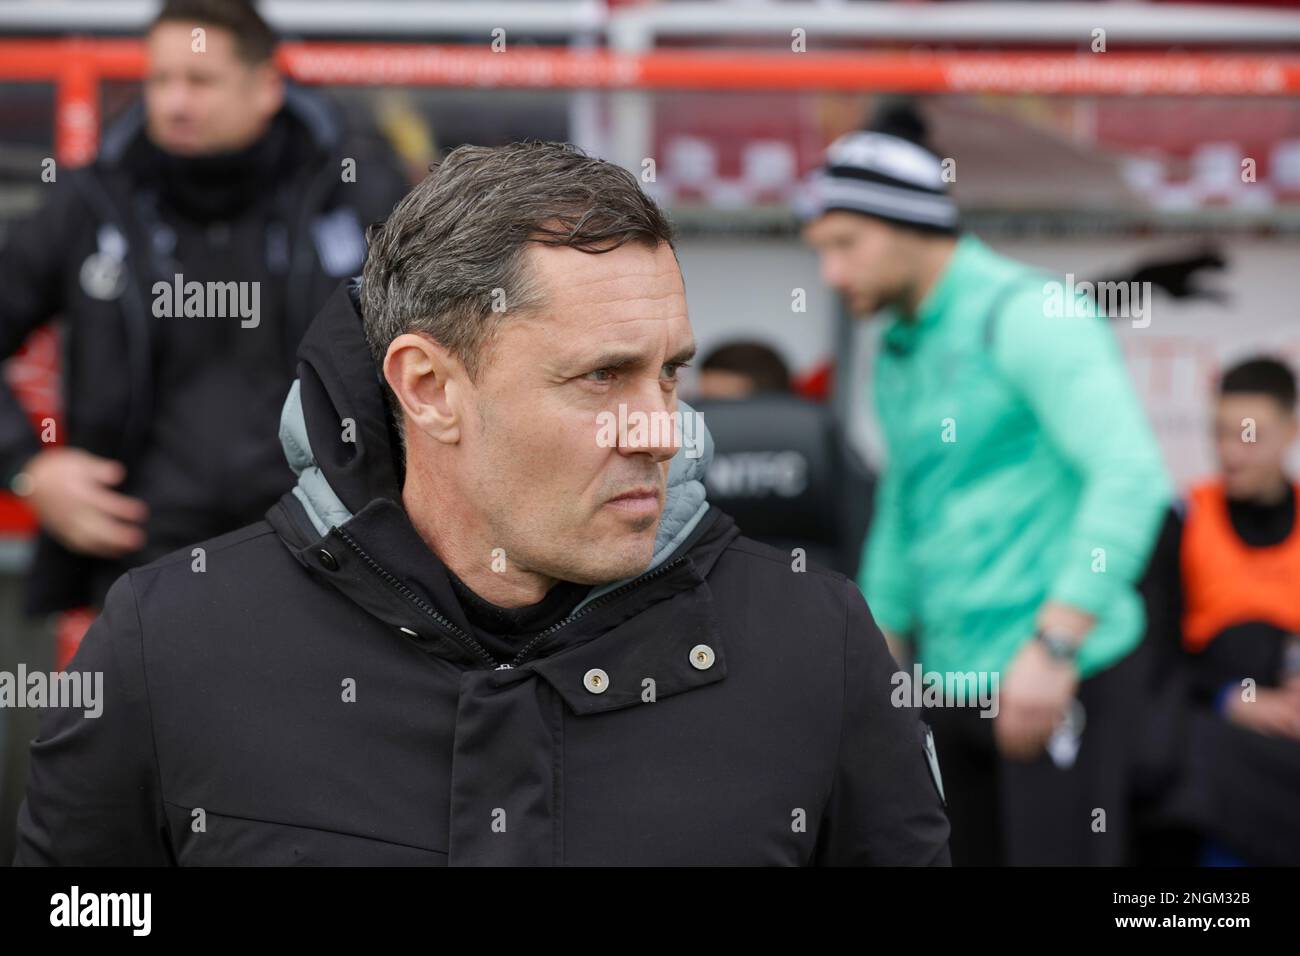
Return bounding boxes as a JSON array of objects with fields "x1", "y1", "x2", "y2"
[{"x1": 799, "y1": 106, "x2": 959, "y2": 234}]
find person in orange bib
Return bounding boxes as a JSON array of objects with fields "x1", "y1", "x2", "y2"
[{"x1": 1176, "y1": 356, "x2": 1300, "y2": 865}]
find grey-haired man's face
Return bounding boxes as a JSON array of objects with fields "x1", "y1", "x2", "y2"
[{"x1": 392, "y1": 240, "x2": 695, "y2": 586}]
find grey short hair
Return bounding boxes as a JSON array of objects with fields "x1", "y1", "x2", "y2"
[{"x1": 360, "y1": 140, "x2": 677, "y2": 456}]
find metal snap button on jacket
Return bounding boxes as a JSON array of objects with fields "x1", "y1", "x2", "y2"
[
  {"x1": 689, "y1": 644, "x2": 715, "y2": 670},
  {"x1": 317, "y1": 548, "x2": 339, "y2": 571},
  {"x1": 583, "y1": 668, "x2": 610, "y2": 694}
]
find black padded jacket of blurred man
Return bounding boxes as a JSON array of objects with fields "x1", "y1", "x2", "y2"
[
  {"x1": 0, "y1": 84, "x2": 409, "y2": 616},
  {"x1": 12, "y1": 281, "x2": 952, "y2": 867}
]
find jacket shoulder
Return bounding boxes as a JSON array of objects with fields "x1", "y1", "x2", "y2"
[
  {"x1": 119, "y1": 520, "x2": 312, "y2": 657},
  {"x1": 710, "y1": 533, "x2": 865, "y2": 658},
  {"x1": 129, "y1": 520, "x2": 282, "y2": 578},
  {"x1": 124, "y1": 520, "x2": 299, "y2": 616},
  {"x1": 722, "y1": 534, "x2": 850, "y2": 586}
]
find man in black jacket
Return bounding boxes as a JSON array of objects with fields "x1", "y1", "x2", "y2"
[
  {"x1": 0, "y1": 0, "x2": 408, "y2": 615},
  {"x1": 14, "y1": 141, "x2": 950, "y2": 866}
]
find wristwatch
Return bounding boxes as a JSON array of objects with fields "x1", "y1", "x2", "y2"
[
  {"x1": 7, "y1": 468, "x2": 34, "y2": 497},
  {"x1": 6, "y1": 451, "x2": 40, "y2": 497},
  {"x1": 1034, "y1": 628, "x2": 1080, "y2": 663}
]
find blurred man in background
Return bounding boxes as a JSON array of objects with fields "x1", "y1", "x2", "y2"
[
  {"x1": 800, "y1": 105, "x2": 1172, "y2": 865},
  {"x1": 1171, "y1": 356, "x2": 1300, "y2": 865},
  {"x1": 694, "y1": 341, "x2": 793, "y2": 399},
  {"x1": 0, "y1": 0, "x2": 407, "y2": 616}
]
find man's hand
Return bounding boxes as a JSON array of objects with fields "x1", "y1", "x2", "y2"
[
  {"x1": 1036, "y1": 601, "x2": 1096, "y2": 640},
  {"x1": 994, "y1": 601, "x2": 1093, "y2": 761},
  {"x1": 1225, "y1": 686, "x2": 1300, "y2": 741},
  {"x1": 22, "y1": 447, "x2": 148, "y2": 558},
  {"x1": 995, "y1": 638, "x2": 1080, "y2": 761}
]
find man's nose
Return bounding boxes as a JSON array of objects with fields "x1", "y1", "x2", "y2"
[
  {"x1": 615, "y1": 383, "x2": 681, "y2": 464},
  {"x1": 152, "y1": 82, "x2": 192, "y2": 117},
  {"x1": 819, "y1": 255, "x2": 846, "y2": 291}
]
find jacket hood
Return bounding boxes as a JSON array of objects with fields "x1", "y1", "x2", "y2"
[{"x1": 269, "y1": 280, "x2": 722, "y2": 616}]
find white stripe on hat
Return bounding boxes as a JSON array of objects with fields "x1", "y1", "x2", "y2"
[{"x1": 825, "y1": 131, "x2": 946, "y2": 190}]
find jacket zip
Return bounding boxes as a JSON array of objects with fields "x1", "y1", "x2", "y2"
[
  {"x1": 333, "y1": 525, "x2": 689, "y2": 671},
  {"x1": 333, "y1": 526, "x2": 501, "y2": 670},
  {"x1": 505, "y1": 555, "x2": 690, "y2": 669}
]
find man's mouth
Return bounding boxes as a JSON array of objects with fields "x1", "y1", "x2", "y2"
[{"x1": 605, "y1": 487, "x2": 661, "y2": 518}]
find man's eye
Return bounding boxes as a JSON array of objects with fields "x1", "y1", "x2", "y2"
[{"x1": 583, "y1": 363, "x2": 689, "y2": 383}]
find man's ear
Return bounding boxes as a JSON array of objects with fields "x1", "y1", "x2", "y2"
[
  {"x1": 384, "y1": 333, "x2": 466, "y2": 446},
  {"x1": 254, "y1": 62, "x2": 284, "y2": 119},
  {"x1": 1284, "y1": 410, "x2": 1300, "y2": 446}
]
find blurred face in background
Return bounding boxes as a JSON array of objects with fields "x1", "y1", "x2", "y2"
[
  {"x1": 1214, "y1": 392, "x2": 1298, "y2": 501},
  {"x1": 695, "y1": 369, "x2": 756, "y2": 399},
  {"x1": 802, "y1": 211, "x2": 919, "y2": 318},
  {"x1": 144, "y1": 21, "x2": 282, "y2": 156}
]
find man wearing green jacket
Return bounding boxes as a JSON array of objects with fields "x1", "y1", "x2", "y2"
[{"x1": 800, "y1": 109, "x2": 1171, "y2": 865}]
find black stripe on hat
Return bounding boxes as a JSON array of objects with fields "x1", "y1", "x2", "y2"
[
  {"x1": 824, "y1": 163, "x2": 950, "y2": 198},
  {"x1": 813, "y1": 174, "x2": 958, "y2": 230}
]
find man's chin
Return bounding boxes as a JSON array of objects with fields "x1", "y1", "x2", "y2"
[
  {"x1": 151, "y1": 129, "x2": 209, "y2": 156},
  {"x1": 567, "y1": 523, "x2": 659, "y2": 586},
  {"x1": 1222, "y1": 479, "x2": 1255, "y2": 501},
  {"x1": 849, "y1": 297, "x2": 881, "y2": 319}
]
